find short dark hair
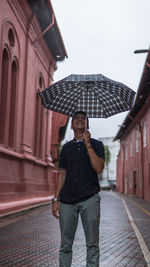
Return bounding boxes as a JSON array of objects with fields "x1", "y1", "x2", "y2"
[
  {"x1": 72, "y1": 111, "x2": 87, "y2": 120},
  {"x1": 71, "y1": 111, "x2": 89, "y2": 128}
]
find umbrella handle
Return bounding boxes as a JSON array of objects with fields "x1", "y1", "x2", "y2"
[{"x1": 85, "y1": 117, "x2": 87, "y2": 131}]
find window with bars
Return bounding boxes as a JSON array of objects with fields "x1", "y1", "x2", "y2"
[
  {"x1": 130, "y1": 138, "x2": 133, "y2": 157},
  {"x1": 136, "y1": 129, "x2": 139, "y2": 152}
]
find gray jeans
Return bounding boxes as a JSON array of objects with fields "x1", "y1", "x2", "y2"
[{"x1": 59, "y1": 193, "x2": 101, "y2": 267}]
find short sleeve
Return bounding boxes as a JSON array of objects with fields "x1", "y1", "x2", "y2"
[
  {"x1": 92, "y1": 140, "x2": 105, "y2": 160},
  {"x1": 58, "y1": 145, "x2": 67, "y2": 170}
]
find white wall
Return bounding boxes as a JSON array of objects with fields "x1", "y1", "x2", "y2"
[{"x1": 99, "y1": 137, "x2": 120, "y2": 181}]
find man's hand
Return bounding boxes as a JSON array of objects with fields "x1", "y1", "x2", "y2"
[
  {"x1": 52, "y1": 201, "x2": 60, "y2": 219},
  {"x1": 83, "y1": 130, "x2": 104, "y2": 174},
  {"x1": 52, "y1": 169, "x2": 66, "y2": 219},
  {"x1": 83, "y1": 130, "x2": 91, "y2": 146}
]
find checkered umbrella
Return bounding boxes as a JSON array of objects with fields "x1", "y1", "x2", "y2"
[{"x1": 39, "y1": 74, "x2": 135, "y2": 118}]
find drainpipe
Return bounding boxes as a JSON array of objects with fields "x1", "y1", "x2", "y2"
[
  {"x1": 139, "y1": 123, "x2": 144, "y2": 199},
  {"x1": 128, "y1": 115, "x2": 144, "y2": 199}
]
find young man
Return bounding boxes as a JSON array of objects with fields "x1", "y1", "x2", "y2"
[{"x1": 52, "y1": 111, "x2": 105, "y2": 267}]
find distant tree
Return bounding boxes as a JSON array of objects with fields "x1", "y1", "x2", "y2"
[
  {"x1": 58, "y1": 144, "x2": 63, "y2": 156},
  {"x1": 104, "y1": 145, "x2": 111, "y2": 181}
]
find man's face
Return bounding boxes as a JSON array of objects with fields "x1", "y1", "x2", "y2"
[{"x1": 72, "y1": 113, "x2": 87, "y2": 132}]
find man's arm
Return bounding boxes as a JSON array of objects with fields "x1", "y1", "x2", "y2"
[
  {"x1": 83, "y1": 131, "x2": 104, "y2": 174},
  {"x1": 52, "y1": 169, "x2": 66, "y2": 219},
  {"x1": 86, "y1": 146, "x2": 104, "y2": 174}
]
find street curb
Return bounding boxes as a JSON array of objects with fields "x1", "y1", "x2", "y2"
[{"x1": 0, "y1": 201, "x2": 52, "y2": 219}]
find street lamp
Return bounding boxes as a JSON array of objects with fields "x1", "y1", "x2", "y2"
[
  {"x1": 134, "y1": 49, "x2": 150, "y2": 68},
  {"x1": 134, "y1": 49, "x2": 150, "y2": 54},
  {"x1": 118, "y1": 124, "x2": 126, "y2": 128}
]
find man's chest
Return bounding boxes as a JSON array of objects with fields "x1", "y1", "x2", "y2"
[{"x1": 65, "y1": 144, "x2": 89, "y2": 166}]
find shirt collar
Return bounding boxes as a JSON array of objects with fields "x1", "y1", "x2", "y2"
[{"x1": 73, "y1": 138, "x2": 84, "y2": 143}]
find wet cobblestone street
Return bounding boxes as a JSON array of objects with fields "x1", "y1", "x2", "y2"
[{"x1": 0, "y1": 191, "x2": 150, "y2": 267}]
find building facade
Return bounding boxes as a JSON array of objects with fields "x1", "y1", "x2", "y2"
[
  {"x1": 0, "y1": 0, "x2": 68, "y2": 214},
  {"x1": 98, "y1": 137, "x2": 120, "y2": 182},
  {"x1": 114, "y1": 52, "x2": 150, "y2": 202}
]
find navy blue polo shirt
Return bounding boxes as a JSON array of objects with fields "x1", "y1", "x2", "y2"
[{"x1": 58, "y1": 138, "x2": 105, "y2": 204}]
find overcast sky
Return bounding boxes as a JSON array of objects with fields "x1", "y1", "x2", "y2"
[{"x1": 51, "y1": 0, "x2": 150, "y2": 141}]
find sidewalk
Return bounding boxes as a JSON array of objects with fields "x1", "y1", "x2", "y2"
[
  {"x1": 0, "y1": 196, "x2": 53, "y2": 217},
  {"x1": 0, "y1": 191, "x2": 149, "y2": 266},
  {"x1": 116, "y1": 192, "x2": 150, "y2": 254}
]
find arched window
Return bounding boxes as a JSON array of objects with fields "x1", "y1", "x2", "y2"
[
  {"x1": 0, "y1": 49, "x2": 9, "y2": 144},
  {"x1": 0, "y1": 21, "x2": 19, "y2": 149},
  {"x1": 8, "y1": 60, "x2": 18, "y2": 147},
  {"x1": 34, "y1": 75, "x2": 44, "y2": 159},
  {"x1": 39, "y1": 100, "x2": 43, "y2": 158},
  {"x1": 8, "y1": 29, "x2": 15, "y2": 47},
  {"x1": 39, "y1": 76, "x2": 42, "y2": 88}
]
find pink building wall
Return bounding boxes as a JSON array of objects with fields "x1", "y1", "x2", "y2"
[
  {"x1": 116, "y1": 95, "x2": 150, "y2": 202},
  {"x1": 0, "y1": 0, "x2": 68, "y2": 214}
]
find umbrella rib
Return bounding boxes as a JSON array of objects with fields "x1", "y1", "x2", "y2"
[
  {"x1": 90, "y1": 83, "x2": 130, "y2": 118},
  {"x1": 50, "y1": 82, "x2": 86, "y2": 116},
  {"x1": 90, "y1": 83, "x2": 106, "y2": 116}
]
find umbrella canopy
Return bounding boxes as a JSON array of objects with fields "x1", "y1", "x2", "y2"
[{"x1": 39, "y1": 74, "x2": 135, "y2": 118}]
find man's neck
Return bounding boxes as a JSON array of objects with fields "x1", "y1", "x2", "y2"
[{"x1": 74, "y1": 133, "x2": 83, "y2": 140}]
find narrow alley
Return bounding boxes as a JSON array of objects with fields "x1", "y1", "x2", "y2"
[{"x1": 0, "y1": 191, "x2": 150, "y2": 267}]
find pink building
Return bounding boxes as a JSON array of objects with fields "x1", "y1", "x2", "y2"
[
  {"x1": 114, "y1": 52, "x2": 150, "y2": 202},
  {"x1": 0, "y1": 0, "x2": 68, "y2": 215}
]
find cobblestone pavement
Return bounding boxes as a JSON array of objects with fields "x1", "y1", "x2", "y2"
[{"x1": 0, "y1": 191, "x2": 150, "y2": 267}]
